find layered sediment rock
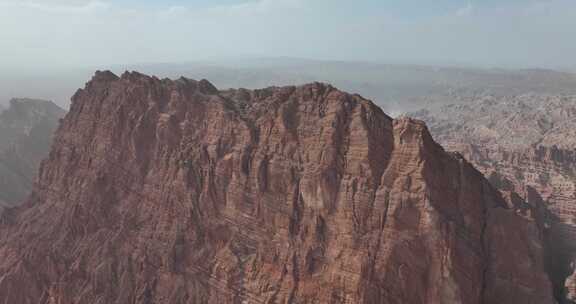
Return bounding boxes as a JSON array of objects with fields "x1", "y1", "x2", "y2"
[{"x1": 0, "y1": 72, "x2": 554, "y2": 303}]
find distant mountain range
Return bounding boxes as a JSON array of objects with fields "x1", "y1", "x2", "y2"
[
  {"x1": 0, "y1": 98, "x2": 65, "y2": 209},
  {"x1": 3, "y1": 58, "x2": 576, "y2": 114}
]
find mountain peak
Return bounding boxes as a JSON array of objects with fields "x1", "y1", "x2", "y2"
[
  {"x1": 0, "y1": 72, "x2": 555, "y2": 303},
  {"x1": 92, "y1": 70, "x2": 119, "y2": 82}
]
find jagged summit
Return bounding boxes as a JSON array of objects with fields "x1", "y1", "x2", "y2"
[
  {"x1": 0, "y1": 71, "x2": 555, "y2": 303},
  {"x1": 86, "y1": 70, "x2": 357, "y2": 106},
  {"x1": 91, "y1": 70, "x2": 120, "y2": 82}
]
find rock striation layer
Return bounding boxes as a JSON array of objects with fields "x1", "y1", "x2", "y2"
[
  {"x1": 0, "y1": 71, "x2": 555, "y2": 303},
  {"x1": 411, "y1": 95, "x2": 576, "y2": 303},
  {"x1": 0, "y1": 98, "x2": 65, "y2": 209}
]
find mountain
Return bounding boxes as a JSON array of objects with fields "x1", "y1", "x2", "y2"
[
  {"x1": 0, "y1": 98, "x2": 65, "y2": 209},
  {"x1": 410, "y1": 94, "x2": 576, "y2": 302},
  {"x1": 0, "y1": 71, "x2": 554, "y2": 303}
]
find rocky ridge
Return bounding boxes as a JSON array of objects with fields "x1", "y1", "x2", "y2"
[{"x1": 0, "y1": 71, "x2": 555, "y2": 303}]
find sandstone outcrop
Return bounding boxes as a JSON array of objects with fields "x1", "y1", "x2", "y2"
[{"x1": 0, "y1": 72, "x2": 555, "y2": 303}]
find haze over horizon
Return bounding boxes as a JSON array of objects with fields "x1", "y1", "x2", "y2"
[{"x1": 1, "y1": 0, "x2": 575, "y2": 70}]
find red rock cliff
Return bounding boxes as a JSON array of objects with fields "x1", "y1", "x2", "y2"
[
  {"x1": 411, "y1": 97, "x2": 576, "y2": 302},
  {"x1": 0, "y1": 71, "x2": 554, "y2": 303}
]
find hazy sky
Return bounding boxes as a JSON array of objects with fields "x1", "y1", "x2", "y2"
[{"x1": 0, "y1": 0, "x2": 575, "y2": 69}]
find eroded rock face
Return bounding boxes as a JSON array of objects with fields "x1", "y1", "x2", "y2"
[
  {"x1": 411, "y1": 96, "x2": 576, "y2": 303},
  {"x1": 0, "y1": 98, "x2": 65, "y2": 208},
  {"x1": 0, "y1": 71, "x2": 554, "y2": 303}
]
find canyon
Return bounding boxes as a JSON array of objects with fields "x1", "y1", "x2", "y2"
[{"x1": 0, "y1": 71, "x2": 557, "y2": 303}]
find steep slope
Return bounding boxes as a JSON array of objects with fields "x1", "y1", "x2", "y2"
[
  {"x1": 411, "y1": 95, "x2": 576, "y2": 302},
  {"x1": 0, "y1": 98, "x2": 65, "y2": 208},
  {"x1": 0, "y1": 71, "x2": 554, "y2": 303}
]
